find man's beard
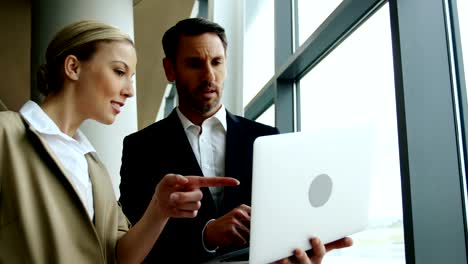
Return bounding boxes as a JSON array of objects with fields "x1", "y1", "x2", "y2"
[
  {"x1": 198, "y1": 98, "x2": 220, "y2": 114},
  {"x1": 178, "y1": 81, "x2": 222, "y2": 115}
]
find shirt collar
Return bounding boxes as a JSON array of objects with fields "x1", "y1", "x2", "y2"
[
  {"x1": 19, "y1": 100, "x2": 96, "y2": 154},
  {"x1": 176, "y1": 105, "x2": 227, "y2": 132}
]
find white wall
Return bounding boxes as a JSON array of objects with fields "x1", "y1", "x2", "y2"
[{"x1": 32, "y1": 0, "x2": 137, "y2": 198}]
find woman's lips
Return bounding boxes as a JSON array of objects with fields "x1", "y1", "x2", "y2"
[{"x1": 111, "y1": 101, "x2": 124, "y2": 114}]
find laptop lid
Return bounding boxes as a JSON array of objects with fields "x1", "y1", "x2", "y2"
[{"x1": 249, "y1": 123, "x2": 374, "y2": 264}]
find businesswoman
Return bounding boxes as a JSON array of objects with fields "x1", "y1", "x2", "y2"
[{"x1": 0, "y1": 20, "x2": 238, "y2": 263}]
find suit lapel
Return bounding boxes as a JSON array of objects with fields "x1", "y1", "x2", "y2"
[
  {"x1": 222, "y1": 112, "x2": 246, "y2": 215},
  {"x1": 165, "y1": 110, "x2": 216, "y2": 214},
  {"x1": 225, "y1": 111, "x2": 241, "y2": 180},
  {"x1": 165, "y1": 111, "x2": 203, "y2": 176}
]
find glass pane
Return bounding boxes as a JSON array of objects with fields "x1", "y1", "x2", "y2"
[
  {"x1": 299, "y1": 5, "x2": 405, "y2": 263},
  {"x1": 255, "y1": 104, "x2": 275, "y2": 127},
  {"x1": 458, "y1": 0, "x2": 467, "y2": 89},
  {"x1": 297, "y1": 0, "x2": 343, "y2": 47},
  {"x1": 243, "y1": 0, "x2": 274, "y2": 107},
  {"x1": 456, "y1": 0, "x2": 468, "y2": 223}
]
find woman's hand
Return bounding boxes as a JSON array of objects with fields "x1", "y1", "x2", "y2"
[{"x1": 152, "y1": 174, "x2": 239, "y2": 218}]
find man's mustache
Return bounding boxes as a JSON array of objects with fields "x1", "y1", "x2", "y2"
[{"x1": 198, "y1": 81, "x2": 219, "y2": 90}]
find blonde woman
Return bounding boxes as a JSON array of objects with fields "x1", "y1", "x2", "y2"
[{"x1": 0, "y1": 20, "x2": 238, "y2": 263}]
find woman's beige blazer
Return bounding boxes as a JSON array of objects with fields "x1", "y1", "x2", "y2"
[{"x1": 0, "y1": 111, "x2": 130, "y2": 263}]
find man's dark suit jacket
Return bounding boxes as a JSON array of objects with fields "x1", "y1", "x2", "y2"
[{"x1": 119, "y1": 109, "x2": 279, "y2": 264}]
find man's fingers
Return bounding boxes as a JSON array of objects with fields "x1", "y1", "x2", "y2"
[
  {"x1": 310, "y1": 237, "x2": 326, "y2": 258},
  {"x1": 234, "y1": 222, "x2": 250, "y2": 242},
  {"x1": 238, "y1": 204, "x2": 251, "y2": 216},
  {"x1": 233, "y1": 206, "x2": 251, "y2": 227},
  {"x1": 231, "y1": 226, "x2": 249, "y2": 246},
  {"x1": 273, "y1": 258, "x2": 289, "y2": 264},
  {"x1": 324, "y1": 237, "x2": 353, "y2": 252},
  {"x1": 185, "y1": 176, "x2": 240, "y2": 188},
  {"x1": 293, "y1": 248, "x2": 310, "y2": 264}
]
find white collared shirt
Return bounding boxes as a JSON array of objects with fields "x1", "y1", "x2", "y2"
[
  {"x1": 176, "y1": 106, "x2": 228, "y2": 253},
  {"x1": 20, "y1": 100, "x2": 96, "y2": 220},
  {"x1": 176, "y1": 105, "x2": 227, "y2": 210}
]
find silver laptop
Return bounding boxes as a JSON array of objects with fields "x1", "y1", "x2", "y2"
[{"x1": 205, "y1": 123, "x2": 375, "y2": 264}]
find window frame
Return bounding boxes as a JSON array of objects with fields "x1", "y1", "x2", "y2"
[{"x1": 244, "y1": 0, "x2": 468, "y2": 263}]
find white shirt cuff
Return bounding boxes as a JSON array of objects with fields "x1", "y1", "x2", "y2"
[{"x1": 202, "y1": 219, "x2": 219, "y2": 253}]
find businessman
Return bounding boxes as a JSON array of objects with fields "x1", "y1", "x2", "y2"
[{"x1": 119, "y1": 17, "x2": 351, "y2": 264}]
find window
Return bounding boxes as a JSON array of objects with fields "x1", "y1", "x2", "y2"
[
  {"x1": 457, "y1": 0, "x2": 467, "y2": 91},
  {"x1": 297, "y1": 0, "x2": 343, "y2": 47},
  {"x1": 457, "y1": 0, "x2": 468, "y2": 95},
  {"x1": 453, "y1": 0, "x2": 468, "y2": 218},
  {"x1": 254, "y1": 104, "x2": 275, "y2": 127},
  {"x1": 242, "y1": 0, "x2": 468, "y2": 262},
  {"x1": 243, "y1": 0, "x2": 274, "y2": 107},
  {"x1": 299, "y1": 5, "x2": 404, "y2": 263}
]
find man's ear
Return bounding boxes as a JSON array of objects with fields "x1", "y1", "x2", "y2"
[
  {"x1": 63, "y1": 55, "x2": 80, "y2": 81},
  {"x1": 162, "y1": 57, "x2": 175, "y2": 82}
]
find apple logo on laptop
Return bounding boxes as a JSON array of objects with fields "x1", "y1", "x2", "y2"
[{"x1": 308, "y1": 173, "x2": 333, "y2": 208}]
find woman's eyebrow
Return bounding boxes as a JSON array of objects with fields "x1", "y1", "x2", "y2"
[{"x1": 111, "y1": 60, "x2": 129, "y2": 70}]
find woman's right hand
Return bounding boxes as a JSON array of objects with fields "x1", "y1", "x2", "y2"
[{"x1": 152, "y1": 174, "x2": 239, "y2": 218}]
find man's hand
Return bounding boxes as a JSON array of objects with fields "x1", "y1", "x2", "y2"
[
  {"x1": 273, "y1": 237, "x2": 353, "y2": 264},
  {"x1": 203, "y1": 204, "x2": 251, "y2": 249},
  {"x1": 153, "y1": 174, "x2": 239, "y2": 218}
]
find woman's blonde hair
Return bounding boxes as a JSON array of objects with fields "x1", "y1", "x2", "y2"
[{"x1": 37, "y1": 20, "x2": 134, "y2": 95}]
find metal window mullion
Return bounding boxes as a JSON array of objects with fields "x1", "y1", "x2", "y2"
[
  {"x1": 389, "y1": 0, "x2": 468, "y2": 263},
  {"x1": 197, "y1": 0, "x2": 208, "y2": 18},
  {"x1": 274, "y1": 0, "x2": 294, "y2": 132},
  {"x1": 246, "y1": 0, "x2": 384, "y2": 129},
  {"x1": 244, "y1": 84, "x2": 275, "y2": 121},
  {"x1": 275, "y1": 80, "x2": 294, "y2": 133},
  {"x1": 277, "y1": 0, "x2": 385, "y2": 80},
  {"x1": 447, "y1": 0, "x2": 468, "y2": 223}
]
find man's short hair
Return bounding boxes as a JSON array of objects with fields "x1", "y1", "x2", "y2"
[{"x1": 162, "y1": 17, "x2": 228, "y2": 61}]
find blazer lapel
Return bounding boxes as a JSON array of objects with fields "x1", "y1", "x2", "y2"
[
  {"x1": 86, "y1": 153, "x2": 114, "y2": 243},
  {"x1": 222, "y1": 112, "x2": 246, "y2": 215},
  {"x1": 166, "y1": 111, "x2": 203, "y2": 176},
  {"x1": 224, "y1": 111, "x2": 242, "y2": 178},
  {"x1": 24, "y1": 120, "x2": 74, "y2": 187},
  {"x1": 165, "y1": 110, "x2": 216, "y2": 214},
  {"x1": 23, "y1": 117, "x2": 90, "y2": 216}
]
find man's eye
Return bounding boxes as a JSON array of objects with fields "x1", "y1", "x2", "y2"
[
  {"x1": 187, "y1": 61, "x2": 201, "y2": 68},
  {"x1": 212, "y1": 58, "x2": 224, "y2": 66}
]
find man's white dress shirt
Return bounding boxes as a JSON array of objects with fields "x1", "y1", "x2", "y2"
[{"x1": 176, "y1": 105, "x2": 227, "y2": 252}]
